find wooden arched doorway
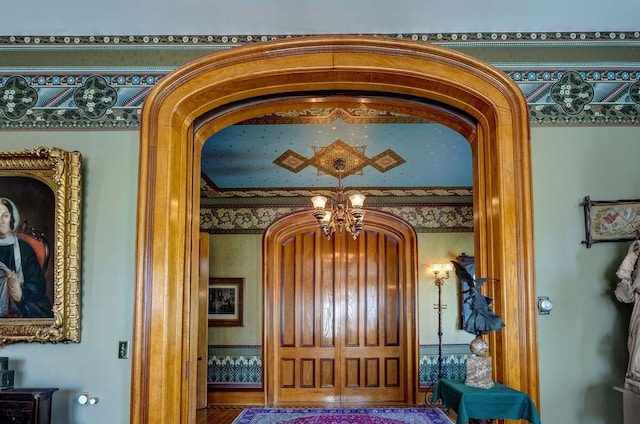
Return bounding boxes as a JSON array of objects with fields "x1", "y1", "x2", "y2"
[
  {"x1": 133, "y1": 36, "x2": 538, "y2": 423},
  {"x1": 264, "y1": 209, "x2": 418, "y2": 405}
]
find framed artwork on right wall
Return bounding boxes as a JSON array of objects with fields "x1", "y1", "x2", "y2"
[{"x1": 581, "y1": 195, "x2": 640, "y2": 248}]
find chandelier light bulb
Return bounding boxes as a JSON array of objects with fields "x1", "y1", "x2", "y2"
[
  {"x1": 321, "y1": 211, "x2": 332, "y2": 223},
  {"x1": 311, "y1": 195, "x2": 328, "y2": 209},
  {"x1": 349, "y1": 193, "x2": 366, "y2": 208}
]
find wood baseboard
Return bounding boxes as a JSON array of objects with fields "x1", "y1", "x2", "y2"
[{"x1": 208, "y1": 390, "x2": 265, "y2": 406}]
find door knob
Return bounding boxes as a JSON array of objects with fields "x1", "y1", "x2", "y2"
[{"x1": 537, "y1": 296, "x2": 554, "y2": 315}]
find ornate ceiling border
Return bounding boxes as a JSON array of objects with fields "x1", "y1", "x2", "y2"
[{"x1": 1, "y1": 63, "x2": 639, "y2": 129}]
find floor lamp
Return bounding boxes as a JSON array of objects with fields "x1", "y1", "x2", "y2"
[
  {"x1": 425, "y1": 263, "x2": 451, "y2": 405},
  {"x1": 433, "y1": 264, "x2": 451, "y2": 380}
]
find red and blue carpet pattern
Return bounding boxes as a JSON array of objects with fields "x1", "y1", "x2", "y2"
[{"x1": 231, "y1": 407, "x2": 452, "y2": 424}]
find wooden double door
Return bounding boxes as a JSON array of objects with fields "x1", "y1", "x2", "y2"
[{"x1": 264, "y1": 210, "x2": 418, "y2": 405}]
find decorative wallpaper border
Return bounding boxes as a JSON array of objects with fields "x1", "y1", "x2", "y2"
[
  {"x1": 1, "y1": 64, "x2": 639, "y2": 129},
  {"x1": 200, "y1": 204, "x2": 473, "y2": 234},
  {"x1": 1, "y1": 31, "x2": 639, "y2": 49},
  {"x1": 200, "y1": 187, "x2": 473, "y2": 234}
]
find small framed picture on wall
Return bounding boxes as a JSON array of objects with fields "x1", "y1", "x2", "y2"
[{"x1": 208, "y1": 277, "x2": 244, "y2": 327}]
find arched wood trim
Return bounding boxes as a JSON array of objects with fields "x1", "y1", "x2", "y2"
[
  {"x1": 263, "y1": 209, "x2": 419, "y2": 405},
  {"x1": 133, "y1": 35, "x2": 538, "y2": 423}
]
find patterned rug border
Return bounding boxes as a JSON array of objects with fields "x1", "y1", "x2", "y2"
[{"x1": 232, "y1": 407, "x2": 453, "y2": 424}]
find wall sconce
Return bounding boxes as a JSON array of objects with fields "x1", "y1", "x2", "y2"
[{"x1": 432, "y1": 263, "x2": 452, "y2": 286}]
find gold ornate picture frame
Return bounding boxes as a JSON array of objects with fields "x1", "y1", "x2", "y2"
[{"x1": 0, "y1": 147, "x2": 82, "y2": 345}]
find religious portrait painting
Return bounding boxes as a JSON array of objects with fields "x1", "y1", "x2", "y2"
[{"x1": 0, "y1": 147, "x2": 82, "y2": 346}]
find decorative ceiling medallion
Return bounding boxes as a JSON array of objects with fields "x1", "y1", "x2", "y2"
[
  {"x1": 273, "y1": 139, "x2": 406, "y2": 178},
  {"x1": 311, "y1": 140, "x2": 368, "y2": 177}
]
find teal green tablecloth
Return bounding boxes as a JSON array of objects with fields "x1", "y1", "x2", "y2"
[{"x1": 433, "y1": 379, "x2": 541, "y2": 424}]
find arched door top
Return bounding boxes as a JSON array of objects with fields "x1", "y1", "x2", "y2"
[{"x1": 134, "y1": 35, "x2": 537, "y2": 423}]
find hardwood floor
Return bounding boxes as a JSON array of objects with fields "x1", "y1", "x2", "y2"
[{"x1": 196, "y1": 407, "x2": 243, "y2": 424}]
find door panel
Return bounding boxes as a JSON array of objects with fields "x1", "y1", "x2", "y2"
[
  {"x1": 277, "y1": 232, "x2": 339, "y2": 403},
  {"x1": 341, "y1": 231, "x2": 404, "y2": 402},
  {"x1": 265, "y1": 210, "x2": 417, "y2": 405}
]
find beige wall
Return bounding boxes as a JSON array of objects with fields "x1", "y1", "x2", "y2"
[{"x1": 208, "y1": 234, "x2": 262, "y2": 345}]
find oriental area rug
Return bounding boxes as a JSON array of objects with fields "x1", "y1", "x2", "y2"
[{"x1": 231, "y1": 407, "x2": 453, "y2": 424}]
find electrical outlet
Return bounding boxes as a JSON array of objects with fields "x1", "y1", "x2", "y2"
[{"x1": 118, "y1": 341, "x2": 129, "y2": 359}]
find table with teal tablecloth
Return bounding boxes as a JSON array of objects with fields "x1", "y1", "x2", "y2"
[{"x1": 432, "y1": 379, "x2": 541, "y2": 424}]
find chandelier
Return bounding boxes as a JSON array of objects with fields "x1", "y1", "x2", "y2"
[{"x1": 310, "y1": 158, "x2": 366, "y2": 239}]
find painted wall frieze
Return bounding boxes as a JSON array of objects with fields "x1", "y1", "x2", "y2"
[
  {"x1": 200, "y1": 203, "x2": 473, "y2": 234},
  {"x1": 1, "y1": 65, "x2": 639, "y2": 129},
  {"x1": 1, "y1": 31, "x2": 639, "y2": 49}
]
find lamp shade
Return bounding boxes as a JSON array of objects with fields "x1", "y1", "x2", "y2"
[
  {"x1": 311, "y1": 195, "x2": 328, "y2": 209},
  {"x1": 349, "y1": 193, "x2": 365, "y2": 208},
  {"x1": 320, "y1": 211, "x2": 332, "y2": 223}
]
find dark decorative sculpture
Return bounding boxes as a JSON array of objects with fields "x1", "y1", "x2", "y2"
[
  {"x1": 452, "y1": 260, "x2": 505, "y2": 389},
  {"x1": 452, "y1": 260, "x2": 505, "y2": 336}
]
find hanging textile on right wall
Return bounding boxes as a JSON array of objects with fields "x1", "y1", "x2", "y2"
[{"x1": 580, "y1": 195, "x2": 640, "y2": 248}]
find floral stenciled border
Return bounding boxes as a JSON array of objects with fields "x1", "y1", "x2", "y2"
[
  {"x1": 0, "y1": 73, "x2": 153, "y2": 129},
  {"x1": 200, "y1": 203, "x2": 473, "y2": 234},
  {"x1": 581, "y1": 195, "x2": 640, "y2": 247},
  {"x1": 1, "y1": 31, "x2": 639, "y2": 48},
  {"x1": 1, "y1": 66, "x2": 638, "y2": 129},
  {"x1": 200, "y1": 187, "x2": 474, "y2": 234}
]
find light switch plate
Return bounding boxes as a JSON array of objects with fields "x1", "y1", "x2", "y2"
[{"x1": 118, "y1": 340, "x2": 129, "y2": 359}]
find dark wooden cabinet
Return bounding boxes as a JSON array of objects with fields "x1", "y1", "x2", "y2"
[{"x1": 0, "y1": 388, "x2": 57, "y2": 424}]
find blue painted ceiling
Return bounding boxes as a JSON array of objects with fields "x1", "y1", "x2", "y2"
[{"x1": 201, "y1": 117, "x2": 472, "y2": 190}]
